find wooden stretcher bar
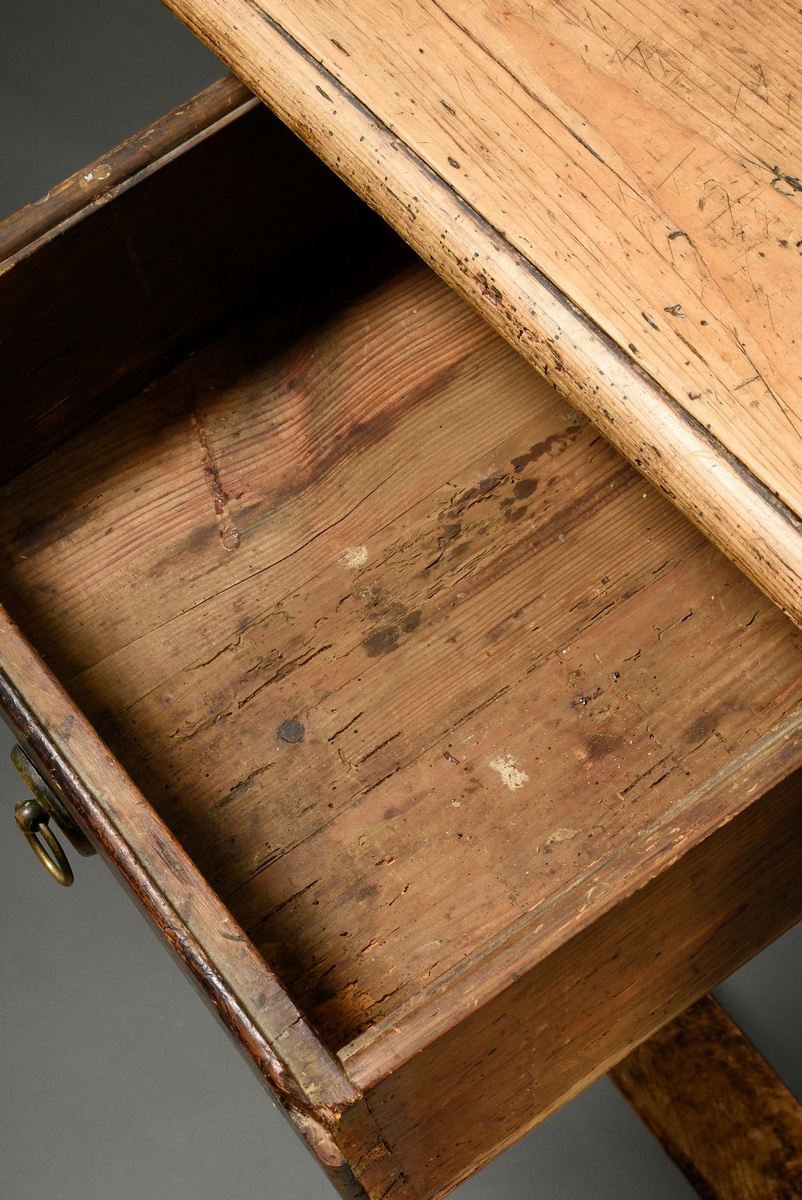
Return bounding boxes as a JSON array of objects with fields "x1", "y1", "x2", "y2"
[{"x1": 611, "y1": 994, "x2": 802, "y2": 1199}]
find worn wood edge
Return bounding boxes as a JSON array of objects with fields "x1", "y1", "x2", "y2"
[
  {"x1": 610, "y1": 994, "x2": 802, "y2": 1199},
  {"x1": 0, "y1": 73, "x2": 256, "y2": 269},
  {"x1": 342, "y1": 706, "x2": 802, "y2": 1088},
  {"x1": 0, "y1": 603, "x2": 414, "y2": 1200},
  {"x1": 159, "y1": 0, "x2": 802, "y2": 628}
]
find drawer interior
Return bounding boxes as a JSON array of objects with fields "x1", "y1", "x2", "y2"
[{"x1": 3, "y1": 88, "x2": 802, "y2": 1057}]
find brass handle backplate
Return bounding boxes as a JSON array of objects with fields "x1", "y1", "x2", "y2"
[{"x1": 11, "y1": 745, "x2": 96, "y2": 886}]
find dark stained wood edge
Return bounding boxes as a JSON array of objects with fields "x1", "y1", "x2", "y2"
[
  {"x1": 0, "y1": 74, "x2": 255, "y2": 267},
  {"x1": 160, "y1": 0, "x2": 802, "y2": 628},
  {"x1": 610, "y1": 994, "x2": 802, "y2": 1199},
  {"x1": 0, "y1": 603, "x2": 413, "y2": 1200},
  {"x1": 344, "y1": 707, "x2": 802, "y2": 1085}
]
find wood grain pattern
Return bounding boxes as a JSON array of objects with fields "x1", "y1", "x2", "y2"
[
  {"x1": 0, "y1": 85, "x2": 417, "y2": 1200},
  {"x1": 159, "y1": 0, "x2": 802, "y2": 627},
  {"x1": 611, "y1": 995, "x2": 802, "y2": 1199}
]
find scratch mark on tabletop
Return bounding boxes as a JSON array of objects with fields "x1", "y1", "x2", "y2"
[
  {"x1": 728, "y1": 327, "x2": 802, "y2": 439},
  {"x1": 656, "y1": 147, "x2": 695, "y2": 191}
]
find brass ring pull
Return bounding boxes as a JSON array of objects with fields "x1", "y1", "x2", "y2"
[
  {"x1": 11, "y1": 745, "x2": 95, "y2": 885},
  {"x1": 15, "y1": 796, "x2": 74, "y2": 886}
]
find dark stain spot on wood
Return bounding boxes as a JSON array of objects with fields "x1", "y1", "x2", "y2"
[
  {"x1": 448, "y1": 156, "x2": 460, "y2": 169},
  {"x1": 363, "y1": 625, "x2": 400, "y2": 656},
  {"x1": 9, "y1": 507, "x2": 87, "y2": 555},
  {"x1": 360, "y1": 586, "x2": 424, "y2": 655},
  {"x1": 770, "y1": 165, "x2": 802, "y2": 194},
  {"x1": 235, "y1": 502, "x2": 263, "y2": 526},
  {"x1": 513, "y1": 478, "x2": 538, "y2": 500},
  {"x1": 685, "y1": 712, "x2": 717, "y2": 744},
  {"x1": 184, "y1": 524, "x2": 216, "y2": 553},
  {"x1": 505, "y1": 506, "x2": 528, "y2": 522},
  {"x1": 587, "y1": 732, "x2": 624, "y2": 760},
  {"x1": 511, "y1": 425, "x2": 583, "y2": 472},
  {"x1": 402, "y1": 609, "x2": 422, "y2": 633},
  {"x1": 278, "y1": 719, "x2": 305, "y2": 743}
]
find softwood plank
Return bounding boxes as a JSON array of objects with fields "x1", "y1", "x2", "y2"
[
  {"x1": 0, "y1": 86, "x2": 422, "y2": 1200},
  {"x1": 610, "y1": 995, "x2": 802, "y2": 1199},
  {"x1": 159, "y1": 0, "x2": 802, "y2": 627}
]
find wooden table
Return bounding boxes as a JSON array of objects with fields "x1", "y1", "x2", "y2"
[{"x1": 3, "y1": 2, "x2": 802, "y2": 1196}]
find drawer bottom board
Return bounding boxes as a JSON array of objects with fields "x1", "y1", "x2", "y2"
[{"x1": 3, "y1": 245, "x2": 801, "y2": 1053}]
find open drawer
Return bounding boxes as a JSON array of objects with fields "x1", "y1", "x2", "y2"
[{"x1": 2, "y1": 77, "x2": 802, "y2": 1200}]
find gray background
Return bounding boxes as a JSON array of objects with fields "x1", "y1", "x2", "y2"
[{"x1": 1, "y1": 3, "x2": 800, "y2": 1197}]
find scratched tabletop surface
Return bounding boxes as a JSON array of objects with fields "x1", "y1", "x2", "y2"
[{"x1": 164, "y1": 0, "x2": 802, "y2": 625}]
